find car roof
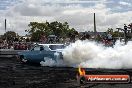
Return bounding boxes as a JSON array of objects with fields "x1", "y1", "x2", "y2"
[{"x1": 38, "y1": 44, "x2": 64, "y2": 46}]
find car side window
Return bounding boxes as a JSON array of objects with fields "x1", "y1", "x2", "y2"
[
  {"x1": 40, "y1": 46, "x2": 44, "y2": 51},
  {"x1": 44, "y1": 46, "x2": 50, "y2": 51},
  {"x1": 33, "y1": 46, "x2": 42, "y2": 51}
]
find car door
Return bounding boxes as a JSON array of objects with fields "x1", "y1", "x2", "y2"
[
  {"x1": 28, "y1": 45, "x2": 45, "y2": 63},
  {"x1": 42, "y1": 45, "x2": 55, "y2": 62}
]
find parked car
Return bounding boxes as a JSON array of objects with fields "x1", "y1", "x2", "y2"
[{"x1": 18, "y1": 44, "x2": 65, "y2": 64}]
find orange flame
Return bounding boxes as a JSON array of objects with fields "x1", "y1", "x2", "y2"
[{"x1": 78, "y1": 66, "x2": 85, "y2": 76}]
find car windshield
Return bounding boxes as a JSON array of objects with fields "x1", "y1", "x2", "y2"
[{"x1": 49, "y1": 45, "x2": 64, "y2": 50}]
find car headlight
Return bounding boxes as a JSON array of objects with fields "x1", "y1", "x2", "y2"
[
  {"x1": 54, "y1": 52, "x2": 63, "y2": 59},
  {"x1": 54, "y1": 52, "x2": 60, "y2": 56},
  {"x1": 22, "y1": 59, "x2": 27, "y2": 63}
]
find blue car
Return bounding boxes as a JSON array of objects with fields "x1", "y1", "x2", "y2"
[{"x1": 18, "y1": 44, "x2": 64, "y2": 65}]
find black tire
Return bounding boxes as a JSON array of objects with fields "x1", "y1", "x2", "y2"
[
  {"x1": 20, "y1": 55, "x2": 24, "y2": 60},
  {"x1": 80, "y1": 76, "x2": 87, "y2": 85},
  {"x1": 20, "y1": 55, "x2": 28, "y2": 63}
]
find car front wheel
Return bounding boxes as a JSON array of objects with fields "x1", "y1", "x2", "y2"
[{"x1": 20, "y1": 55, "x2": 28, "y2": 63}]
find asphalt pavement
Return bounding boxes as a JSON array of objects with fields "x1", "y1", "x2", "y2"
[{"x1": 0, "y1": 57, "x2": 132, "y2": 88}]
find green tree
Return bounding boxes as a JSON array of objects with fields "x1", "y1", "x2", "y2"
[
  {"x1": 106, "y1": 28, "x2": 113, "y2": 33},
  {"x1": 2, "y1": 31, "x2": 17, "y2": 41},
  {"x1": 105, "y1": 28, "x2": 125, "y2": 38},
  {"x1": 26, "y1": 21, "x2": 77, "y2": 42}
]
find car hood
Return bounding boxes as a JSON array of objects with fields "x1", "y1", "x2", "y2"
[
  {"x1": 18, "y1": 50, "x2": 29, "y2": 55},
  {"x1": 52, "y1": 49, "x2": 64, "y2": 52}
]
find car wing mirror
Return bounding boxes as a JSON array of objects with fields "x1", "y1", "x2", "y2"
[{"x1": 31, "y1": 48, "x2": 34, "y2": 51}]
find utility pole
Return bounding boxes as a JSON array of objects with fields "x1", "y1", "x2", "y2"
[
  {"x1": 4, "y1": 19, "x2": 8, "y2": 49},
  {"x1": 94, "y1": 13, "x2": 97, "y2": 34},
  {"x1": 5, "y1": 19, "x2": 6, "y2": 33},
  {"x1": 128, "y1": 23, "x2": 132, "y2": 33},
  {"x1": 116, "y1": 24, "x2": 130, "y2": 44},
  {"x1": 93, "y1": 13, "x2": 97, "y2": 40},
  {"x1": 5, "y1": 19, "x2": 7, "y2": 42},
  {"x1": 124, "y1": 24, "x2": 127, "y2": 44}
]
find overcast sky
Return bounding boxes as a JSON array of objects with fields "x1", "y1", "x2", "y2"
[{"x1": 0, "y1": 0, "x2": 132, "y2": 35}]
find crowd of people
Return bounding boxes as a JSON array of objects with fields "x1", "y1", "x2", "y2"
[
  {"x1": 13, "y1": 42, "x2": 33, "y2": 50},
  {"x1": 0, "y1": 40, "x2": 33, "y2": 50},
  {"x1": 0, "y1": 32, "x2": 116, "y2": 50}
]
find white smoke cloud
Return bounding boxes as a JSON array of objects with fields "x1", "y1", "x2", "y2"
[
  {"x1": 40, "y1": 56, "x2": 66, "y2": 67},
  {"x1": 62, "y1": 40, "x2": 132, "y2": 69}
]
